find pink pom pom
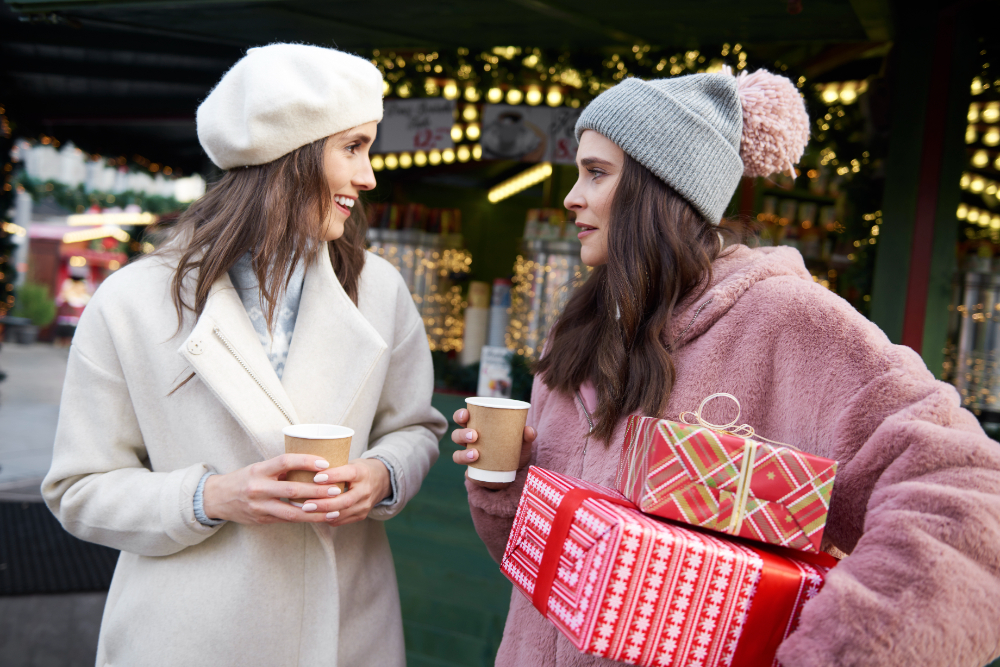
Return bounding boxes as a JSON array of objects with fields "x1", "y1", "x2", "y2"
[{"x1": 728, "y1": 68, "x2": 810, "y2": 178}]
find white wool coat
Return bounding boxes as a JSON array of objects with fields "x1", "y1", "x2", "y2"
[{"x1": 42, "y1": 247, "x2": 447, "y2": 666}]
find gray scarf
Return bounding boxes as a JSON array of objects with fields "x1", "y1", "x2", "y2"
[{"x1": 228, "y1": 253, "x2": 306, "y2": 379}]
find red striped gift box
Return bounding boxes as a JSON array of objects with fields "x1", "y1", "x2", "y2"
[
  {"x1": 616, "y1": 416, "x2": 838, "y2": 554},
  {"x1": 501, "y1": 466, "x2": 835, "y2": 667}
]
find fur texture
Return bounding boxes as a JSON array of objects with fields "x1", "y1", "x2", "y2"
[
  {"x1": 729, "y1": 67, "x2": 811, "y2": 177},
  {"x1": 467, "y1": 245, "x2": 1000, "y2": 667}
]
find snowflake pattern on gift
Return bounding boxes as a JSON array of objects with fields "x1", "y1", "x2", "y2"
[{"x1": 501, "y1": 467, "x2": 834, "y2": 667}]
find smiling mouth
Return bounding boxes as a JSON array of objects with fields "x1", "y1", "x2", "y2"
[
  {"x1": 576, "y1": 222, "x2": 597, "y2": 232},
  {"x1": 333, "y1": 194, "x2": 356, "y2": 213}
]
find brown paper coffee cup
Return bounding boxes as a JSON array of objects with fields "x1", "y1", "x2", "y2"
[
  {"x1": 466, "y1": 397, "x2": 530, "y2": 483},
  {"x1": 283, "y1": 424, "x2": 353, "y2": 492}
]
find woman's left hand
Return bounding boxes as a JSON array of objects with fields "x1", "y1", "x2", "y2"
[{"x1": 302, "y1": 458, "x2": 391, "y2": 526}]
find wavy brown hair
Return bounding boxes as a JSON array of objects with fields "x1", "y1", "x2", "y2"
[
  {"x1": 161, "y1": 137, "x2": 368, "y2": 330},
  {"x1": 536, "y1": 154, "x2": 739, "y2": 442}
]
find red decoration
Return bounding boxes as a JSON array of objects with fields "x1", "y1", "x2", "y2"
[
  {"x1": 616, "y1": 416, "x2": 837, "y2": 554},
  {"x1": 502, "y1": 467, "x2": 836, "y2": 667}
]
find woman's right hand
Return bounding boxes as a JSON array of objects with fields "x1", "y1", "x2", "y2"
[
  {"x1": 450, "y1": 408, "x2": 536, "y2": 490},
  {"x1": 202, "y1": 454, "x2": 343, "y2": 525}
]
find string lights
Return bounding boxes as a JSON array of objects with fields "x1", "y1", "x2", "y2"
[
  {"x1": 960, "y1": 47, "x2": 1000, "y2": 243},
  {"x1": 367, "y1": 43, "x2": 759, "y2": 172},
  {"x1": 506, "y1": 250, "x2": 591, "y2": 360}
]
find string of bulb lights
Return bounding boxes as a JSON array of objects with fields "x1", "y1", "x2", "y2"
[
  {"x1": 961, "y1": 46, "x2": 1000, "y2": 242},
  {"x1": 366, "y1": 42, "x2": 760, "y2": 188}
]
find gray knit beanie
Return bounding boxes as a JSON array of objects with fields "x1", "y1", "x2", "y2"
[{"x1": 575, "y1": 70, "x2": 810, "y2": 224}]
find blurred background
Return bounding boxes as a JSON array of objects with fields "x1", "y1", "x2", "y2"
[{"x1": 2, "y1": 0, "x2": 1000, "y2": 665}]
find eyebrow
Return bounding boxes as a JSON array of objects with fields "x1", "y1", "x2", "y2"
[
  {"x1": 579, "y1": 157, "x2": 614, "y2": 167},
  {"x1": 342, "y1": 132, "x2": 373, "y2": 145}
]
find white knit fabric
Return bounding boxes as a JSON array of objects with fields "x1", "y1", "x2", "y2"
[{"x1": 197, "y1": 43, "x2": 384, "y2": 170}]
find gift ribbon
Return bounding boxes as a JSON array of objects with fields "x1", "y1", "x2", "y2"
[
  {"x1": 679, "y1": 393, "x2": 797, "y2": 536},
  {"x1": 729, "y1": 544, "x2": 837, "y2": 667},
  {"x1": 679, "y1": 392, "x2": 797, "y2": 450},
  {"x1": 728, "y1": 438, "x2": 759, "y2": 536},
  {"x1": 532, "y1": 487, "x2": 635, "y2": 616}
]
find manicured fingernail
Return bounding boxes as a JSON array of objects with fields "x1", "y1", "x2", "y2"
[
  {"x1": 466, "y1": 450, "x2": 476, "y2": 460},
  {"x1": 466, "y1": 432, "x2": 475, "y2": 441},
  {"x1": 314, "y1": 473, "x2": 329, "y2": 483},
  {"x1": 327, "y1": 486, "x2": 341, "y2": 496},
  {"x1": 315, "y1": 460, "x2": 330, "y2": 469},
  {"x1": 289, "y1": 501, "x2": 304, "y2": 508},
  {"x1": 302, "y1": 503, "x2": 317, "y2": 512},
  {"x1": 326, "y1": 511, "x2": 340, "y2": 519}
]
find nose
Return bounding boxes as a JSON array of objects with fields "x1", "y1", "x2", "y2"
[
  {"x1": 355, "y1": 160, "x2": 377, "y2": 191},
  {"x1": 564, "y1": 175, "x2": 586, "y2": 211}
]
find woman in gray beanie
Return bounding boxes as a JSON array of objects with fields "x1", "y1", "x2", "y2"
[
  {"x1": 453, "y1": 70, "x2": 1000, "y2": 667},
  {"x1": 43, "y1": 43, "x2": 446, "y2": 666}
]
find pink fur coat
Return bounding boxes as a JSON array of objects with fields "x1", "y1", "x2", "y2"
[{"x1": 466, "y1": 245, "x2": 1000, "y2": 667}]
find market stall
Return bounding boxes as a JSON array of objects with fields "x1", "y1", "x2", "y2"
[{"x1": 350, "y1": 43, "x2": 894, "y2": 397}]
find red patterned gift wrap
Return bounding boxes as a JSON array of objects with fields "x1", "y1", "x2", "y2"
[
  {"x1": 616, "y1": 415, "x2": 838, "y2": 554},
  {"x1": 501, "y1": 467, "x2": 836, "y2": 667}
]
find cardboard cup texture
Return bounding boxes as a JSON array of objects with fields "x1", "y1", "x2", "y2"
[
  {"x1": 466, "y1": 397, "x2": 531, "y2": 483},
  {"x1": 283, "y1": 424, "x2": 353, "y2": 492}
]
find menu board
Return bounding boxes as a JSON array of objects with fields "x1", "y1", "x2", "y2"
[
  {"x1": 372, "y1": 99, "x2": 457, "y2": 154},
  {"x1": 480, "y1": 105, "x2": 581, "y2": 164}
]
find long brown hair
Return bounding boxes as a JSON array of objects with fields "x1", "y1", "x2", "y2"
[
  {"x1": 536, "y1": 154, "x2": 737, "y2": 442},
  {"x1": 161, "y1": 137, "x2": 368, "y2": 330}
]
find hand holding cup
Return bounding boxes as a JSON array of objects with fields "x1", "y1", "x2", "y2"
[{"x1": 451, "y1": 397, "x2": 535, "y2": 490}]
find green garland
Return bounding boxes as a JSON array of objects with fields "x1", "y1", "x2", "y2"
[{"x1": 13, "y1": 174, "x2": 189, "y2": 216}]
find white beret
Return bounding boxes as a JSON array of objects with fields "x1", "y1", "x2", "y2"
[{"x1": 197, "y1": 43, "x2": 384, "y2": 170}]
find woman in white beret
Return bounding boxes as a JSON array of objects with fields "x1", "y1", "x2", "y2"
[{"x1": 42, "y1": 43, "x2": 446, "y2": 666}]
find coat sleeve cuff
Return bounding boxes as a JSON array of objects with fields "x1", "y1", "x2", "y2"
[
  {"x1": 465, "y1": 465, "x2": 528, "y2": 519},
  {"x1": 160, "y1": 463, "x2": 225, "y2": 547},
  {"x1": 193, "y1": 472, "x2": 226, "y2": 526},
  {"x1": 369, "y1": 455, "x2": 399, "y2": 508},
  {"x1": 362, "y1": 448, "x2": 406, "y2": 521}
]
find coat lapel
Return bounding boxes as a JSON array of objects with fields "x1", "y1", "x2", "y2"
[
  {"x1": 281, "y1": 248, "x2": 388, "y2": 444},
  {"x1": 178, "y1": 273, "x2": 300, "y2": 461}
]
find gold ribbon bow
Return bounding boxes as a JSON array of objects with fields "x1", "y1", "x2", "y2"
[{"x1": 679, "y1": 393, "x2": 796, "y2": 536}]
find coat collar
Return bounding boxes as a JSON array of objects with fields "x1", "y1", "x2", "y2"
[
  {"x1": 668, "y1": 245, "x2": 812, "y2": 349},
  {"x1": 281, "y1": 248, "x2": 388, "y2": 432},
  {"x1": 177, "y1": 248, "x2": 387, "y2": 460}
]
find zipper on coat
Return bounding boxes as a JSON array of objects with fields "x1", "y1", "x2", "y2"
[
  {"x1": 575, "y1": 390, "x2": 593, "y2": 479},
  {"x1": 213, "y1": 326, "x2": 294, "y2": 424},
  {"x1": 575, "y1": 391, "x2": 594, "y2": 433},
  {"x1": 676, "y1": 297, "x2": 714, "y2": 344}
]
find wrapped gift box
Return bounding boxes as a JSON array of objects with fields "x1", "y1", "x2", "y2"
[
  {"x1": 502, "y1": 466, "x2": 835, "y2": 667},
  {"x1": 616, "y1": 415, "x2": 838, "y2": 554}
]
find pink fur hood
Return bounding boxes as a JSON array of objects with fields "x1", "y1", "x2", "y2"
[{"x1": 466, "y1": 244, "x2": 1000, "y2": 667}]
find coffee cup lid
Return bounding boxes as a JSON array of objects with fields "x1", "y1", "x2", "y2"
[
  {"x1": 465, "y1": 397, "x2": 531, "y2": 410},
  {"x1": 282, "y1": 424, "x2": 354, "y2": 439}
]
